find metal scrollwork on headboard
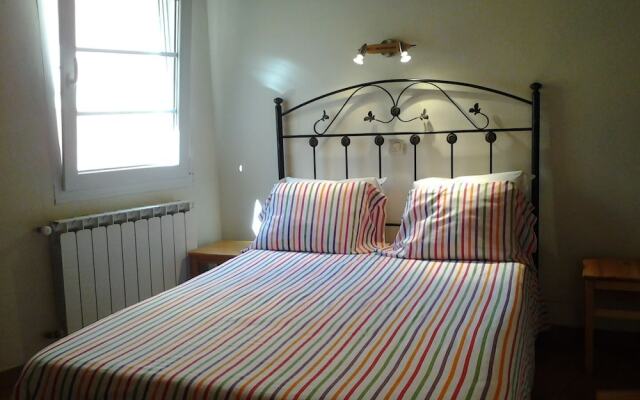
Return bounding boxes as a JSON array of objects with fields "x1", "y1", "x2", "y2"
[
  {"x1": 312, "y1": 81, "x2": 490, "y2": 135},
  {"x1": 273, "y1": 79, "x2": 542, "y2": 268},
  {"x1": 312, "y1": 84, "x2": 395, "y2": 134}
]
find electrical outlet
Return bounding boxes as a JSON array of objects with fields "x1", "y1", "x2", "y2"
[{"x1": 389, "y1": 139, "x2": 406, "y2": 154}]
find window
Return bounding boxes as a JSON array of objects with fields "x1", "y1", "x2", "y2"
[{"x1": 42, "y1": 0, "x2": 191, "y2": 201}]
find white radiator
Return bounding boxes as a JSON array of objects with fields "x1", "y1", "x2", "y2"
[{"x1": 43, "y1": 201, "x2": 197, "y2": 334}]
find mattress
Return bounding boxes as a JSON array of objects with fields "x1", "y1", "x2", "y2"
[{"x1": 15, "y1": 250, "x2": 539, "y2": 399}]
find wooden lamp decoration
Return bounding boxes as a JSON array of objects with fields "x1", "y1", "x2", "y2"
[{"x1": 353, "y1": 39, "x2": 415, "y2": 65}]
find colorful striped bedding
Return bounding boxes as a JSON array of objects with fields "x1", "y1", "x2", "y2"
[
  {"x1": 387, "y1": 182, "x2": 537, "y2": 264},
  {"x1": 15, "y1": 250, "x2": 539, "y2": 400},
  {"x1": 250, "y1": 181, "x2": 387, "y2": 254}
]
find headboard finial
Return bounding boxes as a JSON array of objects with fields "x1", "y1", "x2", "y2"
[
  {"x1": 274, "y1": 97, "x2": 284, "y2": 105},
  {"x1": 530, "y1": 82, "x2": 542, "y2": 91}
]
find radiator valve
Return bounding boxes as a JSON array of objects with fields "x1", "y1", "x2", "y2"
[{"x1": 37, "y1": 226, "x2": 53, "y2": 236}]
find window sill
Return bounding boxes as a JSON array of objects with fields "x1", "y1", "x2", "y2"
[{"x1": 54, "y1": 174, "x2": 193, "y2": 204}]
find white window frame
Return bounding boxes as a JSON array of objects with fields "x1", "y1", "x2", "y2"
[{"x1": 53, "y1": 0, "x2": 192, "y2": 202}]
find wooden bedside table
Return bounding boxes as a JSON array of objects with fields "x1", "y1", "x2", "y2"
[
  {"x1": 583, "y1": 258, "x2": 640, "y2": 374},
  {"x1": 189, "y1": 240, "x2": 251, "y2": 278}
]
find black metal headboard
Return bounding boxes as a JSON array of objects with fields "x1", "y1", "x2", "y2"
[{"x1": 273, "y1": 78, "x2": 542, "y2": 265}]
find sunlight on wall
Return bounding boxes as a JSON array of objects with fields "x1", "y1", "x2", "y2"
[
  {"x1": 251, "y1": 199, "x2": 262, "y2": 236},
  {"x1": 252, "y1": 58, "x2": 299, "y2": 93},
  {"x1": 37, "y1": 0, "x2": 62, "y2": 160}
]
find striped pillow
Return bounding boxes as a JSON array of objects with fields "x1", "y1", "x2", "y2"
[
  {"x1": 250, "y1": 180, "x2": 387, "y2": 254},
  {"x1": 386, "y1": 181, "x2": 537, "y2": 264}
]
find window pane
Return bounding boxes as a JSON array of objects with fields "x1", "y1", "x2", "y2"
[
  {"x1": 76, "y1": 52, "x2": 175, "y2": 113},
  {"x1": 77, "y1": 113, "x2": 179, "y2": 172},
  {"x1": 75, "y1": 0, "x2": 177, "y2": 53}
]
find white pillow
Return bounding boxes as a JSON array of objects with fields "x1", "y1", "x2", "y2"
[
  {"x1": 284, "y1": 177, "x2": 387, "y2": 192},
  {"x1": 413, "y1": 171, "x2": 532, "y2": 198}
]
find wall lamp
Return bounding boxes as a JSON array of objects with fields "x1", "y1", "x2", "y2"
[{"x1": 353, "y1": 39, "x2": 415, "y2": 65}]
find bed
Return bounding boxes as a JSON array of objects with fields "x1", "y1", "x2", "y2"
[
  {"x1": 16, "y1": 79, "x2": 543, "y2": 399},
  {"x1": 16, "y1": 250, "x2": 538, "y2": 399}
]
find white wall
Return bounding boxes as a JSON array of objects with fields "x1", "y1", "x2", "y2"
[
  {"x1": 207, "y1": 0, "x2": 640, "y2": 327},
  {"x1": 0, "y1": 0, "x2": 220, "y2": 370}
]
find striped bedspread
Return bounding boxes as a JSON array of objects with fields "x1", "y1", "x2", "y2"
[{"x1": 15, "y1": 250, "x2": 539, "y2": 399}]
